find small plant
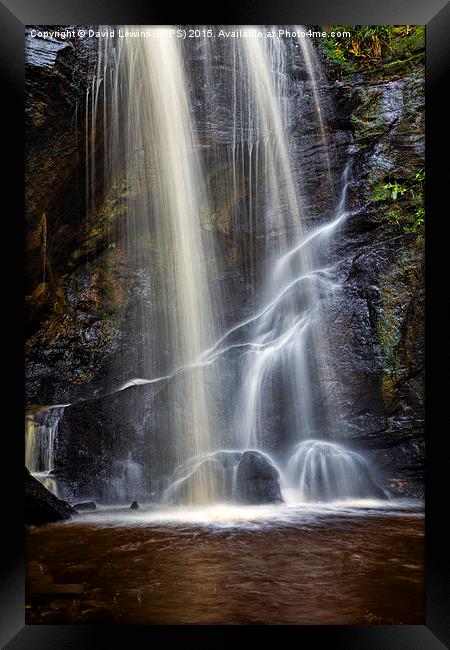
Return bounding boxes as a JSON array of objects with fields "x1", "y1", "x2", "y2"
[
  {"x1": 403, "y1": 207, "x2": 424, "y2": 234},
  {"x1": 382, "y1": 181, "x2": 408, "y2": 200},
  {"x1": 375, "y1": 169, "x2": 424, "y2": 234},
  {"x1": 348, "y1": 26, "x2": 392, "y2": 60},
  {"x1": 321, "y1": 25, "x2": 424, "y2": 71},
  {"x1": 323, "y1": 25, "x2": 393, "y2": 66}
]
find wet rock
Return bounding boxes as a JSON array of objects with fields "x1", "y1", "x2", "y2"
[
  {"x1": 25, "y1": 467, "x2": 76, "y2": 525},
  {"x1": 130, "y1": 501, "x2": 139, "y2": 510},
  {"x1": 25, "y1": 33, "x2": 71, "y2": 68},
  {"x1": 54, "y1": 382, "x2": 155, "y2": 502},
  {"x1": 73, "y1": 501, "x2": 96, "y2": 511},
  {"x1": 161, "y1": 449, "x2": 283, "y2": 506},
  {"x1": 236, "y1": 451, "x2": 283, "y2": 505},
  {"x1": 163, "y1": 450, "x2": 244, "y2": 505}
]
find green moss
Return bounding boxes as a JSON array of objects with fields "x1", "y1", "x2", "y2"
[
  {"x1": 380, "y1": 374, "x2": 399, "y2": 410},
  {"x1": 377, "y1": 304, "x2": 402, "y2": 359},
  {"x1": 390, "y1": 25, "x2": 425, "y2": 59},
  {"x1": 320, "y1": 35, "x2": 357, "y2": 74},
  {"x1": 376, "y1": 238, "x2": 424, "y2": 412},
  {"x1": 319, "y1": 25, "x2": 424, "y2": 79},
  {"x1": 381, "y1": 51, "x2": 424, "y2": 70},
  {"x1": 377, "y1": 283, "x2": 403, "y2": 411},
  {"x1": 386, "y1": 204, "x2": 406, "y2": 227}
]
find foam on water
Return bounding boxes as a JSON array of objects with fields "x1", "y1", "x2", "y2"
[{"x1": 66, "y1": 498, "x2": 423, "y2": 531}]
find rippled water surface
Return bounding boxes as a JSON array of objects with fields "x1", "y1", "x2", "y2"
[{"x1": 26, "y1": 500, "x2": 424, "y2": 624}]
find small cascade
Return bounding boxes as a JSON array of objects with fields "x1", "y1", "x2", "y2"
[
  {"x1": 25, "y1": 407, "x2": 65, "y2": 496},
  {"x1": 286, "y1": 440, "x2": 386, "y2": 502},
  {"x1": 110, "y1": 453, "x2": 144, "y2": 504}
]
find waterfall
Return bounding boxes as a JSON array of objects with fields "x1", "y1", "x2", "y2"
[
  {"x1": 110, "y1": 452, "x2": 144, "y2": 504},
  {"x1": 101, "y1": 28, "x2": 222, "y2": 504},
  {"x1": 64, "y1": 27, "x2": 385, "y2": 507},
  {"x1": 25, "y1": 407, "x2": 64, "y2": 495},
  {"x1": 230, "y1": 33, "x2": 346, "y2": 452},
  {"x1": 162, "y1": 450, "x2": 242, "y2": 505},
  {"x1": 296, "y1": 26, "x2": 333, "y2": 189}
]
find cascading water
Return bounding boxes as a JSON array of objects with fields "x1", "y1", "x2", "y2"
[
  {"x1": 295, "y1": 25, "x2": 333, "y2": 188},
  {"x1": 110, "y1": 452, "x2": 144, "y2": 504},
  {"x1": 101, "y1": 28, "x2": 223, "y2": 504},
  {"x1": 286, "y1": 440, "x2": 386, "y2": 502},
  {"x1": 226, "y1": 37, "x2": 376, "y2": 504},
  {"x1": 51, "y1": 27, "x2": 386, "y2": 507},
  {"x1": 162, "y1": 450, "x2": 242, "y2": 505},
  {"x1": 25, "y1": 407, "x2": 65, "y2": 495},
  {"x1": 184, "y1": 33, "x2": 344, "y2": 456}
]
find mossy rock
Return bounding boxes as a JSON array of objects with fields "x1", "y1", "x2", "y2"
[
  {"x1": 318, "y1": 25, "x2": 424, "y2": 80},
  {"x1": 376, "y1": 238, "x2": 424, "y2": 412},
  {"x1": 389, "y1": 26, "x2": 425, "y2": 60}
]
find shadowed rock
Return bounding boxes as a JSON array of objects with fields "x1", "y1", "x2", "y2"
[
  {"x1": 25, "y1": 467, "x2": 76, "y2": 525},
  {"x1": 236, "y1": 451, "x2": 284, "y2": 505},
  {"x1": 73, "y1": 501, "x2": 97, "y2": 511}
]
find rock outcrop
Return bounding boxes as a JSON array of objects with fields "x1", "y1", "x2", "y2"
[
  {"x1": 162, "y1": 449, "x2": 283, "y2": 506},
  {"x1": 73, "y1": 501, "x2": 96, "y2": 511},
  {"x1": 25, "y1": 468, "x2": 76, "y2": 525},
  {"x1": 236, "y1": 451, "x2": 284, "y2": 505}
]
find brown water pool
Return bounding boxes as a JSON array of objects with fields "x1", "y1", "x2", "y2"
[{"x1": 26, "y1": 501, "x2": 424, "y2": 624}]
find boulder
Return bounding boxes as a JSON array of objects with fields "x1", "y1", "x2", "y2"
[
  {"x1": 236, "y1": 451, "x2": 284, "y2": 504},
  {"x1": 73, "y1": 501, "x2": 97, "y2": 511},
  {"x1": 162, "y1": 450, "x2": 242, "y2": 505},
  {"x1": 163, "y1": 449, "x2": 284, "y2": 506},
  {"x1": 25, "y1": 467, "x2": 76, "y2": 525}
]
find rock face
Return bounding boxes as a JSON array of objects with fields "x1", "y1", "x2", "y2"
[
  {"x1": 25, "y1": 468, "x2": 76, "y2": 525},
  {"x1": 316, "y1": 37, "x2": 425, "y2": 492},
  {"x1": 236, "y1": 451, "x2": 284, "y2": 505},
  {"x1": 25, "y1": 30, "x2": 126, "y2": 405}
]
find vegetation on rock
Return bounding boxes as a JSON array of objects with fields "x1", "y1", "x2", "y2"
[{"x1": 320, "y1": 25, "x2": 425, "y2": 77}]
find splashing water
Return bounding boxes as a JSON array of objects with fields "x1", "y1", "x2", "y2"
[
  {"x1": 110, "y1": 452, "x2": 145, "y2": 504},
  {"x1": 286, "y1": 440, "x2": 387, "y2": 502}
]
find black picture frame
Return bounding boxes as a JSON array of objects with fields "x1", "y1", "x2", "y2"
[{"x1": 3, "y1": 0, "x2": 449, "y2": 647}]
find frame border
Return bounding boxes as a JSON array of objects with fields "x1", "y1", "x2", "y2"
[{"x1": 3, "y1": 0, "x2": 449, "y2": 647}]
